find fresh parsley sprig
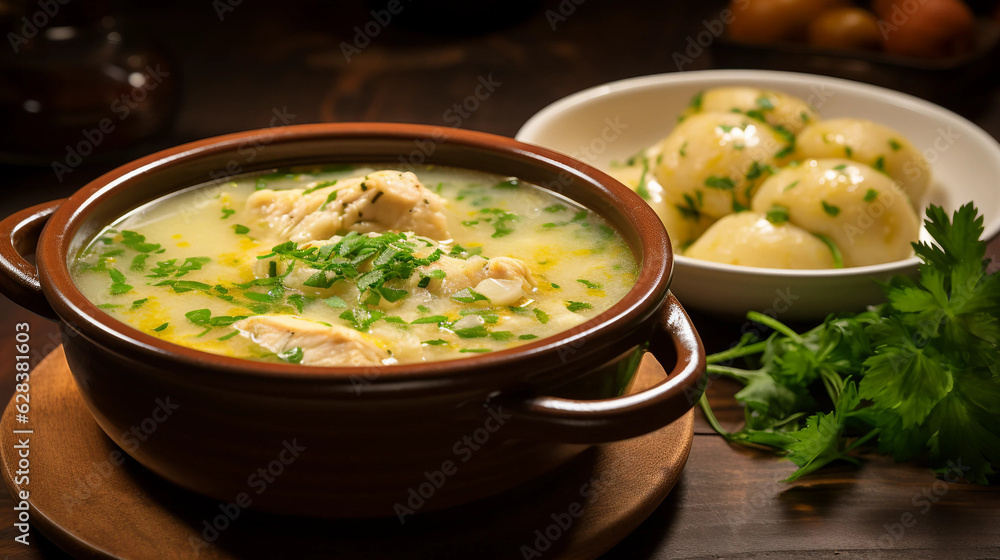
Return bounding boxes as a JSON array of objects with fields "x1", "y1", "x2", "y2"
[{"x1": 700, "y1": 204, "x2": 1000, "y2": 484}]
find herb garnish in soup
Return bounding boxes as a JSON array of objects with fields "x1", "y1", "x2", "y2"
[{"x1": 72, "y1": 166, "x2": 638, "y2": 366}]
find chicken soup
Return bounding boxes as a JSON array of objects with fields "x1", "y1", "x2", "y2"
[{"x1": 72, "y1": 165, "x2": 638, "y2": 366}]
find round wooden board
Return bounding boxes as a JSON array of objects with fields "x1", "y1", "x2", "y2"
[{"x1": 1, "y1": 347, "x2": 693, "y2": 560}]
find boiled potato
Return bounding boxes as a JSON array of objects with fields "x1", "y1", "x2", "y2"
[
  {"x1": 751, "y1": 159, "x2": 920, "y2": 267},
  {"x1": 795, "y1": 118, "x2": 931, "y2": 209},
  {"x1": 653, "y1": 111, "x2": 793, "y2": 220},
  {"x1": 607, "y1": 161, "x2": 715, "y2": 249},
  {"x1": 682, "y1": 87, "x2": 818, "y2": 134},
  {"x1": 685, "y1": 212, "x2": 837, "y2": 269}
]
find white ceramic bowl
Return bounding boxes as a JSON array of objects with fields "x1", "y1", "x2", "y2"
[{"x1": 516, "y1": 70, "x2": 1000, "y2": 320}]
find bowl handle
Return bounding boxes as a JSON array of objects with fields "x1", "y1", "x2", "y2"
[
  {"x1": 497, "y1": 292, "x2": 706, "y2": 443},
  {"x1": 0, "y1": 199, "x2": 64, "y2": 320}
]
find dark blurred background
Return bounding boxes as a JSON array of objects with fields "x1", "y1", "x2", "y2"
[{"x1": 2, "y1": 0, "x2": 1000, "y2": 220}]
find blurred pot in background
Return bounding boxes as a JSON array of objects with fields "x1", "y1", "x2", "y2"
[{"x1": 0, "y1": 0, "x2": 178, "y2": 168}]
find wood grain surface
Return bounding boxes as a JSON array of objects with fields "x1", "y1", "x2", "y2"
[{"x1": 1, "y1": 0, "x2": 999, "y2": 558}]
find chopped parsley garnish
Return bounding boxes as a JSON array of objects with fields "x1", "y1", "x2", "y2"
[
  {"x1": 550, "y1": 282, "x2": 560, "y2": 289},
  {"x1": 303, "y1": 179, "x2": 337, "y2": 195},
  {"x1": 679, "y1": 141, "x2": 688, "y2": 157},
  {"x1": 411, "y1": 315, "x2": 448, "y2": 324},
  {"x1": 339, "y1": 308, "x2": 385, "y2": 331},
  {"x1": 704, "y1": 176, "x2": 735, "y2": 190},
  {"x1": 577, "y1": 279, "x2": 602, "y2": 289},
  {"x1": 519, "y1": 334, "x2": 539, "y2": 340},
  {"x1": 217, "y1": 330, "x2": 240, "y2": 341},
  {"x1": 153, "y1": 323, "x2": 169, "y2": 332},
  {"x1": 233, "y1": 224, "x2": 250, "y2": 235},
  {"x1": 844, "y1": 146, "x2": 854, "y2": 157},
  {"x1": 130, "y1": 254, "x2": 150, "y2": 272},
  {"x1": 108, "y1": 268, "x2": 133, "y2": 295},
  {"x1": 422, "y1": 339, "x2": 448, "y2": 346},
  {"x1": 452, "y1": 288, "x2": 489, "y2": 304},
  {"x1": 765, "y1": 204, "x2": 790, "y2": 225},
  {"x1": 324, "y1": 296, "x2": 347, "y2": 308},
  {"x1": 533, "y1": 308, "x2": 550, "y2": 324},
  {"x1": 148, "y1": 257, "x2": 211, "y2": 278},
  {"x1": 319, "y1": 190, "x2": 338, "y2": 211},
  {"x1": 864, "y1": 189, "x2": 878, "y2": 202},
  {"x1": 184, "y1": 308, "x2": 247, "y2": 328},
  {"x1": 120, "y1": 231, "x2": 161, "y2": 253},
  {"x1": 784, "y1": 180, "x2": 799, "y2": 192},
  {"x1": 130, "y1": 298, "x2": 148, "y2": 310},
  {"x1": 873, "y1": 156, "x2": 887, "y2": 173},
  {"x1": 220, "y1": 208, "x2": 236, "y2": 219},
  {"x1": 459, "y1": 348, "x2": 492, "y2": 353},
  {"x1": 565, "y1": 301, "x2": 592, "y2": 313},
  {"x1": 260, "y1": 231, "x2": 445, "y2": 305},
  {"x1": 279, "y1": 347, "x2": 304, "y2": 364},
  {"x1": 821, "y1": 201, "x2": 841, "y2": 217},
  {"x1": 812, "y1": 233, "x2": 844, "y2": 268},
  {"x1": 453, "y1": 325, "x2": 489, "y2": 338},
  {"x1": 676, "y1": 193, "x2": 702, "y2": 221},
  {"x1": 688, "y1": 90, "x2": 704, "y2": 111},
  {"x1": 746, "y1": 161, "x2": 770, "y2": 182},
  {"x1": 636, "y1": 156, "x2": 651, "y2": 200},
  {"x1": 755, "y1": 96, "x2": 775, "y2": 110},
  {"x1": 888, "y1": 138, "x2": 902, "y2": 151},
  {"x1": 543, "y1": 204, "x2": 567, "y2": 213},
  {"x1": 774, "y1": 126, "x2": 795, "y2": 158},
  {"x1": 493, "y1": 178, "x2": 520, "y2": 189},
  {"x1": 416, "y1": 269, "x2": 447, "y2": 288},
  {"x1": 479, "y1": 208, "x2": 519, "y2": 238},
  {"x1": 288, "y1": 294, "x2": 312, "y2": 313}
]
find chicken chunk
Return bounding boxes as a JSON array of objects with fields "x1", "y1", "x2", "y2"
[
  {"x1": 234, "y1": 315, "x2": 389, "y2": 367},
  {"x1": 411, "y1": 255, "x2": 536, "y2": 295},
  {"x1": 246, "y1": 170, "x2": 450, "y2": 243}
]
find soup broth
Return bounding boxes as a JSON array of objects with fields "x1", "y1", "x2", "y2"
[{"x1": 72, "y1": 165, "x2": 638, "y2": 366}]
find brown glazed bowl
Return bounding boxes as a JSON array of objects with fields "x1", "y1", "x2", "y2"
[{"x1": 0, "y1": 124, "x2": 706, "y2": 518}]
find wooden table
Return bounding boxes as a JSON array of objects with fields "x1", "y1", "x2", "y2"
[{"x1": 1, "y1": 1, "x2": 998, "y2": 557}]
